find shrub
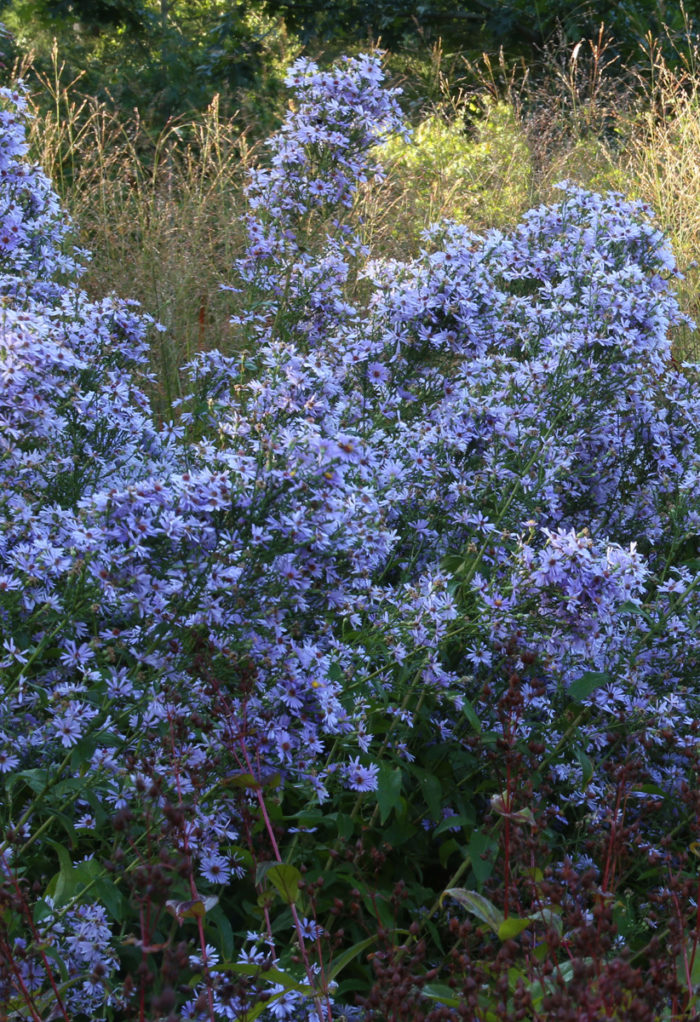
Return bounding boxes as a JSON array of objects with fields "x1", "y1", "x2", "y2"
[
  {"x1": 1, "y1": 52, "x2": 700, "y2": 1021},
  {"x1": 376, "y1": 100, "x2": 533, "y2": 240}
]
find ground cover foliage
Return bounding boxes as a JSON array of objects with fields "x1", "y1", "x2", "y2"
[{"x1": 1, "y1": 50, "x2": 700, "y2": 1022}]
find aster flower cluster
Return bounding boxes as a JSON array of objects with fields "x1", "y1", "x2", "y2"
[
  {"x1": 1, "y1": 50, "x2": 699, "y2": 1020},
  {"x1": 0, "y1": 84, "x2": 81, "y2": 297}
]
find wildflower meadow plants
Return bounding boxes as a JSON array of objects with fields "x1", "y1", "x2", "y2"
[{"x1": 1, "y1": 50, "x2": 700, "y2": 1021}]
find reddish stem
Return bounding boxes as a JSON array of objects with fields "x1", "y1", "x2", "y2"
[
  {"x1": 168, "y1": 716, "x2": 216, "y2": 1022},
  {"x1": 2, "y1": 856, "x2": 71, "y2": 1022},
  {"x1": 503, "y1": 755, "x2": 512, "y2": 920},
  {"x1": 240, "y1": 738, "x2": 333, "y2": 1021}
]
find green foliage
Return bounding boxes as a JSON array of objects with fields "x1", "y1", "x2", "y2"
[
  {"x1": 1, "y1": 0, "x2": 296, "y2": 127},
  {"x1": 33, "y1": 0, "x2": 150, "y2": 31},
  {"x1": 379, "y1": 100, "x2": 533, "y2": 235},
  {"x1": 261, "y1": 0, "x2": 700, "y2": 59}
]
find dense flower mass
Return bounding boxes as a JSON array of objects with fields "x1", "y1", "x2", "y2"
[{"x1": 1, "y1": 52, "x2": 699, "y2": 1021}]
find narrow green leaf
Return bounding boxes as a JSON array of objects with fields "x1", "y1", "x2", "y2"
[
  {"x1": 8, "y1": 768, "x2": 47, "y2": 795},
  {"x1": 376, "y1": 765, "x2": 403, "y2": 825},
  {"x1": 327, "y1": 934, "x2": 378, "y2": 983},
  {"x1": 440, "y1": 554, "x2": 465, "y2": 574},
  {"x1": 337, "y1": 813, "x2": 354, "y2": 840},
  {"x1": 461, "y1": 695, "x2": 482, "y2": 735},
  {"x1": 439, "y1": 839, "x2": 461, "y2": 869},
  {"x1": 443, "y1": 888, "x2": 503, "y2": 933},
  {"x1": 688, "y1": 943, "x2": 700, "y2": 986},
  {"x1": 207, "y1": 904, "x2": 234, "y2": 959},
  {"x1": 383, "y1": 813, "x2": 417, "y2": 846},
  {"x1": 255, "y1": 860, "x2": 275, "y2": 886},
  {"x1": 52, "y1": 809, "x2": 78, "y2": 847},
  {"x1": 70, "y1": 734, "x2": 98, "y2": 772},
  {"x1": 210, "y1": 961, "x2": 313, "y2": 994},
  {"x1": 491, "y1": 792, "x2": 536, "y2": 825},
  {"x1": 46, "y1": 840, "x2": 75, "y2": 908},
  {"x1": 328, "y1": 662, "x2": 344, "y2": 683},
  {"x1": 634, "y1": 783, "x2": 665, "y2": 796},
  {"x1": 72, "y1": 858, "x2": 102, "y2": 893},
  {"x1": 574, "y1": 747, "x2": 594, "y2": 788}
]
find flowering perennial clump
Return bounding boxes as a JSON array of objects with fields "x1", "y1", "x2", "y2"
[{"x1": 1, "y1": 54, "x2": 700, "y2": 1021}]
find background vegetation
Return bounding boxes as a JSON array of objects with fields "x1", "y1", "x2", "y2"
[{"x1": 4, "y1": 0, "x2": 700, "y2": 413}]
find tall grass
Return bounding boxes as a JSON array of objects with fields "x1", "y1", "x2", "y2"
[
  {"x1": 22, "y1": 49, "x2": 257, "y2": 413},
  {"x1": 621, "y1": 38, "x2": 700, "y2": 360}
]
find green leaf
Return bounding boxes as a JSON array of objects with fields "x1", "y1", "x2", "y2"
[
  {"x1": 166, "y1": 895, "x2": 219, "y2": 923},
  {"x1": 336, "y1": 813, "x2": 354, "y2": 840},
  {"x1": 70, "y1": 734, "x2": 99, "y2": 772},
  {"x1": 434, "y1": 814, "x2": 469, "y2": 836},
  {"x1": 424, "y1": 917, "x2": 446, "y2": 956},
  {"x1": 438, "y1": 838, "x2": 461, "y2": 867},
  {"x1": 461, "y1": 695, "x2": 482, "y2": 735},
  {"x1": 423, "y1": 982, "x2": 461, "y2": 1008},
  {"x1": 222, "y1": 771, "x2": 260, "y2": 790},
  {"x1": 210, "y1": 961, "x2": 314, "y2": 995},
  {"x1": 51, "y1": 809, "x2": 79, "y2": 847},
  {"x1": 467, "y1": 830, "x2": 497, "y2": 889},
  {"x1": 440, "y1": 554, "x2": 466, "y2": 575},
  {"x1": 383, "y1": 813, "x2": 417, "y2": 847},
  {"x1": 47, "y1": 840, "x2": 76, "y2": 908},
  {"x1": 255, "y1": 861, "x2": 275, "y2": 885},
  {"x1": 634, "y1": 783, "x2": 665, "y2": 796},
  {"x1": 72, "y1": 858, "x2": 102, "y2": 888},
  {"x1": 7, "y1": 768, "x2": 48, "y2": 796},
  {"x1": 285, "y1": 808, "x2": 326, "y2": 827},
  {"x1": 568, "y1": 671, "x2": 610, "y2": 702},
  {"x1": 79, "y1": 786, "x2": 107, "y2": 826},
  {"x1": 327, "y1": 934, "x2": 378, "y2": 983},
  {"x1": 442, "y1": 888, "x2": 503, "y2": 934},
  {"x1": 497, "y1": 916, "x2": 532, "y2": 940},
  {"x1": 33, "y1": 898, "x2": 54, "y2": 924},
  {"x1": 266, "y1": 864, "x2": 301, "y2": 904},
  {"x1": 93, "y1": 878, "x2": 124, "y2": 924},
  {"x1": 207, "y1": 904, "x2": 234, "y2": 959},
  {"x1": 376, "y1": 765, "x2": 403, "y2": 825},
  {"x1": 529, "y1": 906, "x2": 563, "y2": 935},
  {"x1": 409, "y1": 765, "x2": 442, "y2": 821},
  {"x1": 46, "y1": 849, "x2": 103, "y2": 910},
  {"x1": 618, "y1": 600, "x2": 655, "y2": 625},
  {"x1": 574, "y1": 747, "x2": 594, "y2": 788},
  {"x1": 678, "y1": 942, "x2": 700, "y2": 988},
  {"x1": 328, "y1": 662, "x2": 344, "y2": 683},
  {"x1": 490, "y1": 791, "x2": 536, "y2": 825}
]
